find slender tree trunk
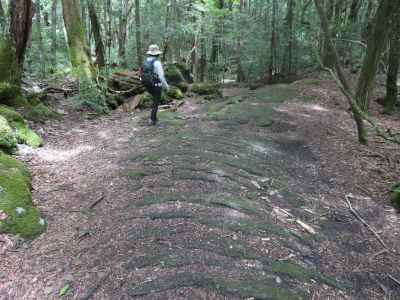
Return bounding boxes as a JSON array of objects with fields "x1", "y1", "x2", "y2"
[
  {"x1": 269, "y1": 0, "x2": 277, "y2": 80},
  {"x1": 135, "y1": 0, "x2": 143, "y2": 66},
  {"x1": 36, "y1": 0, "x2": 45, "y2": 77},
  {"x1": 118, "y1": 0, "x2": 129, "y2": 67},
  {"x1": 236, "y1": 0, "x2": 245, "y2": 82},
  {"x1": 384, "y1": 14, "x2": 400, "y2": 114},
  {"x1": 88, "y1": 0, "x2": 105, "y2": 67},
  {"x1": 209, "y1": 0, "x2": 224, "y2": 80},
  {"x1": 0, "y1": 0, "x2": 5, "y2": 31},
  {"x1": 284, "y1": 0, "x2": 295, "y2": 75},
  {"x1": 61, "y1": 0, "x2": 93, "y2": 78},
  {"x1": 51, "y1": 0, "x2": 57, "y2": 67},
  {"x1": 321, "y1": 0, "x2": 335, "y2": 68}
]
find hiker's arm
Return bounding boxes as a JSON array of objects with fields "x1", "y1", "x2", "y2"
[{"x1": 154, "y1": 61, "x2": 169, "y2": 90}]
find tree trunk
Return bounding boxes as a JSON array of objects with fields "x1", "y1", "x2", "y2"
[
  {"x1": 51, "y1": 0, "x2": 57, "y2": 67},
  {"x1": 61, "y1": 0, "x2": 93, "y2": 78},
  {"x1": 321, "y1": 0, "x2": 335, "y2": 68},
  {"x1": 284, "y1": 0, "x2": 295, "y2": 75},
  {"x1": 118, "y1": 0, "x2": 129, "y2": 67},
  {"x1": 315, "y1": 0, "x2": 398, "y2": 145},
  {"x1": 269, "y1": 0, "x2": 277, "y2": 79},
  {"x1": 384, "y1": 13, "x2": 400, "y2": 114},
  {"x1": 0, "y1": 0, "x2": 5, "y2": 30},
  {"x1": 135, "y1": 0, "x2": 143, "y2": 66},
  {"x1": 0, "y1": 0, "x2": 35, "y2": 85},
  {"x1": 354, "y1": 0, "x2": 397, "y2": 144},
  {"x1": 236, "y1": 0, "x2": 245, "y2": 82},
  {"x1": 36, "y1": 0, "x2": 45, "y2": 77},
  {"x1": 88, "y1": 0, "x2": 105, "y2": 68}
]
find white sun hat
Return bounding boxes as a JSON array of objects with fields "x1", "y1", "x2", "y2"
[{"x1": 146, "y1": 44, "x2": 163, "y2": 56}]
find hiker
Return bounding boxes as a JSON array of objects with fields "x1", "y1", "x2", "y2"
[{"x1": 140, "y1": 44, "x2": 170, "y2": 126}]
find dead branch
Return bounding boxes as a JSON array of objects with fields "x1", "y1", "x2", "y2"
[{"x1": 344, "y1": 194, "x2": 388, "y2": 249}]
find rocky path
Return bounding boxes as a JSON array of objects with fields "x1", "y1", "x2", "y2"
[{"x1": 2, "y1": 83, "x2": 400, "y2": 299}]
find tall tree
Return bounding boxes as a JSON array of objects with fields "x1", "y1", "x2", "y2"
[
  {"x1": 36, "y1": 0, "x2": 45, "y2": 77},
  {"x1": 135, "y1": 0, "x2": 143, "y2": 65},
  {"x1": 51, "y1": 0, "x2": 57, "y2": 67},
  {"x1": 88, "y1": 0, "x2": 105, "y2": 67},
  {"x1": 384, "y1": 10, "x2": 400, "y2": 114},
  {"x1": 61, "y1": 0, "x2": 93, "y2": 77},
  {"x1": 0, "y1": 0, "x2": 35, "y2": 85}
]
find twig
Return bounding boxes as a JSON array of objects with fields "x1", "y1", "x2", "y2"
[
  {"x1": 344, "y1": 194, "x2": 388, "y2": 249},
  {"x1": 388, "y1": 274, "x2": 400, "y2": 287},
  {"x1": 89, "y1": 195, "x2": 105, "y2": 210}
]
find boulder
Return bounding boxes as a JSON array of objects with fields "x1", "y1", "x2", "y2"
[
  {"x1": 0, "y1": 105, "x2": 43, "y2": 148},
  {"x1": 0, "y1": 116, "x2": 17, "y2": 154},
  {"x1": 0, "y1": 153, "x2": 46, "y2": 239}
]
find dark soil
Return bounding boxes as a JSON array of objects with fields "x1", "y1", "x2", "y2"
[{"x1": 1, "y1": 75, "x2": 400, "y2": 300}]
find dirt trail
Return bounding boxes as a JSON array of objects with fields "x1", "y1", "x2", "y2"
[{"x1": 1, "y1": 83, "x2": 400, "y2": 299}]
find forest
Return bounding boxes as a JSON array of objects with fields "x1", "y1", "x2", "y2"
[{"x1": 1, "y1": 0, "x2": 400, "y2": 299}]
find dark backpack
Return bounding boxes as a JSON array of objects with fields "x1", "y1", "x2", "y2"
[{"x1": 140, "y1": 58, "x2": 160, "y2": 87}]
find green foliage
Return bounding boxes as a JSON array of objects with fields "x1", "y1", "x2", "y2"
[
  {"x1": 71, "y1": 77, "x2": 109, "y2": 113},
  {"x1": 391, "y1": 183, "x2": 400, "y2": 210},
  {"x1": 0, "y1": 37, "x2": 19, "y2": 84},
  {"x1": 25, "y1": 103, "x2": 58, "y2": 123}
]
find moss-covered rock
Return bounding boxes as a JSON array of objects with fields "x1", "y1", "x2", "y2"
[
  {"x1": 0, "y1": 82, "x2": 27, "y2": 108},
  {"x1": 0, "y1": 153, "x2": 45, "y2": 239},
  {"x1": 191, "y1": 82, "x2": 221, "y2": 96},
  {"x1": 391, "y1": 183, "x2": 400, "y2": 210},
  {"x1": 25, "y1": 103, "x2": 58, "y2": 123},
  {"x1": 0, "y1": 116, "x2": 17, "y2": 154},
  {"x1": 175, "y1": 63, "x2": 194, "y2": 84},
  {"x1": 165, "y1": 64, "x2": 185, "y2": 86},
  {"x1": 176, "y1": 81, "x2": 189, "y2": 93},
  {"x1": 167, "y1": 87, "x2": 184, "y2": 100},
  {"x1": 0, "y1": 105, "x2": 43, "y2": 148}
]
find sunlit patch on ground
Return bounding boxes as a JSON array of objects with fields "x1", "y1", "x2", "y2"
[{"x1": 37, "y1": 145, "x2": 94, "y2": 162}]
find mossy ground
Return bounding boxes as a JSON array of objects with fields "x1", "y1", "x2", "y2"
[
  {"x1": 0, "y1": 115, "x2": 17, "y2": 153},
  {"x1": 0, "y1": 153, "x2": 45, "y2": 239}
]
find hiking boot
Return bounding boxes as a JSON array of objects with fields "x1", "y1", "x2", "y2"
[{"x1": 148, "y1": 119, "x2": 157, "y2": 126}]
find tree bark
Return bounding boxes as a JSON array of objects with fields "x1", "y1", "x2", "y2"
[
  {"x1": 0, "y1": 0, "x2": 5, "y2": 30},
  {"x1": 0, "y1": 0, "x2": 35, "y2": 84},
  {"x1": 88, "y1": 0, "x2": 105, "y2": 68},
  {"x1": 269, "y1": 0, "x2": 277, "y2": 79},
  {"x1": 236, "y1": 0, "x2": 245, "y2": 82},
  {"x1": 61, "y1": 0, "x2": 93, "y2": 78},
  {"x1": 384, "y1": 12, "x2": 400, "y2": 114},
  {"x1": 51, "y1": 0, "x2": 57, "y2": 67},
  {"x1": 118, "y1": 0, "x2": 129, "y2": 67},
  {"x1": 36, "y1": 0, "x2": 45, "y2": 77},
  {"x1": 135, "y1": 0, "x2": 143, "y2": 66}
]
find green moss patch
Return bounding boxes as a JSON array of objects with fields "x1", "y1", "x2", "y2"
[
  {"x1": 192, "y1": 82, "x2": 221, "y2": 96},
  {"x1": 390, "y1": 183, "x2": 400, "y2": 210},
  {"x1": 166, "y1": 87, "x2": 184, "y2": 100},
  {"x1": 0, "y1": 154, "x2": 45, "y2": 239},
  {"x1": 0, "y1": 105, "x2": 43, "y2": 148},
  {"x1": 0, "y1": 116, "x2": 17, "y2": 153},
  {"x1": 271, "y1": 261, "x2": 347, "y2": 290},
  {"x1": 128, "y1": 272, "x2": 301, "y2": 299},
  {"x1": 158, "y1": 111, "x2": 185, "y2": 126},
  {"x1": 25, "y1": 103, "x2": 58, "y2": 123}
]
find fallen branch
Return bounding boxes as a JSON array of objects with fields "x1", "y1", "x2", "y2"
[
  {"x1": 388, "y1": 274, "x2": 400, "y2": 287},
  {"x1": 344, "y1": 194, "x2": 388, "y2": 249},
  {"x1": 89, "y1": 195, "x2": 105, "y2": 210}
]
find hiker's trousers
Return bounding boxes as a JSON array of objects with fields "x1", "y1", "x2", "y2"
[{"x1": 145, "y1": 85, "x2": 162, "y2": 122}]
